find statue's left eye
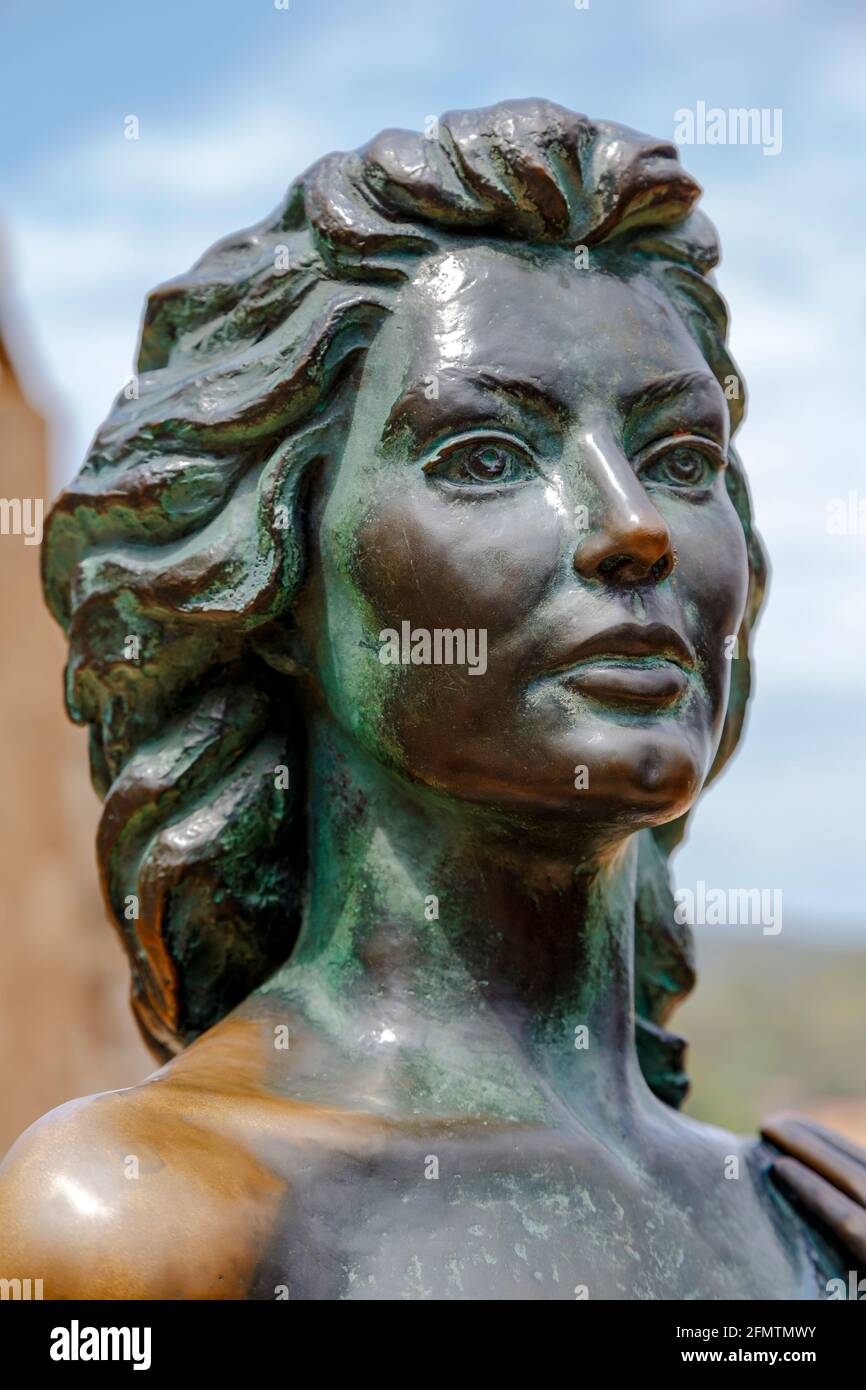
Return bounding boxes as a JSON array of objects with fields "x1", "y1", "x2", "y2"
[
  {"x1": 425, "y1": 436, "x2": 537, "y2": 487},
  {"x1": 640, "y1": 439, "x2": 723, "y2": 490}
]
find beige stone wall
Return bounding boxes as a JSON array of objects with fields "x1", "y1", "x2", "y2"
[{"x1": 0, "y1": 322, "x2": 151, "y2": 1161}]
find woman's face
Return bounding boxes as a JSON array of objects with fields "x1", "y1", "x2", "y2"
[{"x1": 296, "y1": 245, "x2": 749, "y2": 838}]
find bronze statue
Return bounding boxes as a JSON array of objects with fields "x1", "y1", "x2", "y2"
[{"x1": 1, "y1": 99, "x2": 863, "y2": 1299}]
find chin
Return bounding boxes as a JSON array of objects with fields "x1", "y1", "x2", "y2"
[
  {"x1": 398, "y1": 709, "x2": 710, "y2": 827},
  {"x1": 537, "y1": 720, "x2": 709, "y2": 825},
  {"x1": 607, "y1": 746, "x2": 705, "y2": 828}
]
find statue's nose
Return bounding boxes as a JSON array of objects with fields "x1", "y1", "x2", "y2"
[{"x1": 571, "y1": 428, "x2": 675, "y2": 586}]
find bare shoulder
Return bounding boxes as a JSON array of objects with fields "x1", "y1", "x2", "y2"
[{"x1": 0, "y1": 1019, "x2": 289, "y2": 1299}]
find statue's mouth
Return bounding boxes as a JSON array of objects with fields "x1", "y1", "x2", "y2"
[
  {"x1": 544, "y1": 620, "x2": 695, "y2": 706},
  {"x1": 555, "y1": 657, "x2": 689, "y2": 706}
]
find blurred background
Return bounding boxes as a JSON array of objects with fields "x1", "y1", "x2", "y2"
[{"x1": 0, "y1": 0, "x2": 863, "y2": 1157}]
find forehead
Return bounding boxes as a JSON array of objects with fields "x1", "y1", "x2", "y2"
[{"x1": 386, "y1": 244, "x2": 710, "y2": 409}]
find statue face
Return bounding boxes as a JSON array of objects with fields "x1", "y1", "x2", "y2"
[{"x1": 296, "y1": 245, "x2": 749, "y2": 838}]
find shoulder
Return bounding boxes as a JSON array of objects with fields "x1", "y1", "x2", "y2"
[{"x1": 0, "y1": 1041, "x2": 288, "y2": 1299}]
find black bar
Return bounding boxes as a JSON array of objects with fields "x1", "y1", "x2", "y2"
[{"x1": 0, "y1": 1296, "x2": 861, "y2": 1374}]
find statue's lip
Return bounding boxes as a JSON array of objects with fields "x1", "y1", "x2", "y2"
[
  {"x1": 548, "y1": 621, "x2": 697, "y2": 675},
  {"x1": 556, "y1": 660, "x2": 689, "y2": 706}
]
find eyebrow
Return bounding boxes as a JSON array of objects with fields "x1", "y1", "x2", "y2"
[
  {"x1": 621, "y1": 369, "x2": 725, "y2": 419},
  {"x1": 383, "y1": 366, "x2": 564, "y2": 442}
]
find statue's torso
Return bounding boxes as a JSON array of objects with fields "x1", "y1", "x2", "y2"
[
  {"x1": 0, "y1": 1014, "x2": 841, "y2": 1301},
  {"x1": 249, "y1": 1123, "x2": 835, "y2": 1301}
]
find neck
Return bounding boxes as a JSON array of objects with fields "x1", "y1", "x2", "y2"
[{"x1": 263, "y1": 717, "x2": 651, "y2": 1131}]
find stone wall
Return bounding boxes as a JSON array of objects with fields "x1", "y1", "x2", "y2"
[{"x1": 0, "y1": 310, "x2": 151, "y2": 1160}]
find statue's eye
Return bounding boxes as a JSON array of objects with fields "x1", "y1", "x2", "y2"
[
  {"x1": 639, "y1": 437, "x2": 725, "y2": 491},
  {"x1": 424, "y1": 435, "x2": 537, "y2": 488}
]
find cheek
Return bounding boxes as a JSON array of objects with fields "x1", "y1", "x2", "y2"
[
  {"x1": 672, "y1": 499, "x2": 750, "y2": 701},
  {"x1": 313, "y1": 477, "x2": 566, "y2": 779},
  {"x1": 349, "y1": 480, "x2": 564, "y2": 638}
]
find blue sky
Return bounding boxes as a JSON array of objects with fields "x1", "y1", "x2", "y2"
[{"x1": 2, "y1": 0, "x2": 864, "y2": 934}]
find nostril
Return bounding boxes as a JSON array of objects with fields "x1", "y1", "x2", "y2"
[
  {"x1": 597, "y1": 554, "x2": 632, "y2": 578},
  {"x1": 594, "y1": 551, "x2": 674, "y2": 583},
  {"x1": 651, "y1": 554, "x2": 673, "y2": 581}
]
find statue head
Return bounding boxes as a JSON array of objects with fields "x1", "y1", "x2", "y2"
[{"x1": 42, "y1": 99, "x2": 766, "y2": 1104}]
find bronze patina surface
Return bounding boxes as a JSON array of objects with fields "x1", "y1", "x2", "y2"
[{"x1": 1, "y1": 99, "x2": 863, "y2": 1299}]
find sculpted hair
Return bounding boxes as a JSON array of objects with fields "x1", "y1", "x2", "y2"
[{"x1": 43, "y1": 98, "x2": 766, "y2": 1104}]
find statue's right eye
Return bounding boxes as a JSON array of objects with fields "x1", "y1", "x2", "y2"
[{"x1": 423, "y1": 434, "x2": 537, "y2": 488}]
